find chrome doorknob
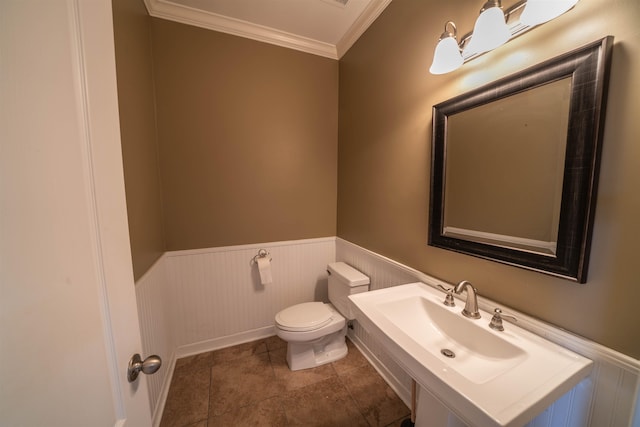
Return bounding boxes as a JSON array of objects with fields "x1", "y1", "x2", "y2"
[{"x1": 127, "y1": 353, "x2": 162, "y2": 383}]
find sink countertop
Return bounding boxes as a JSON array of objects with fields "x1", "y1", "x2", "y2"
[{"x1": 349, "y1": 282, "x2": 593, "y2": 427}]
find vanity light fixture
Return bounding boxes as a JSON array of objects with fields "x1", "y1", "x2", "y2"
[
  {"x1": 429, "y1": 21, "x2": 464, "y2": 74},
  {"x1": 463, "y1": 0, "x2": 511, "y2": 56},
  {"x1": 429, "y1": 0, "x2": 580, "y2": 75},
  {"x1": 520, "y1": 0, "x2": 580, "y2": 26}
]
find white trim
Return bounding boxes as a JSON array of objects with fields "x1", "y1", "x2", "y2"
[
  {"x1": 151, "y1": 350, "x2": 176, "y2": 427},
  {"x1": 165, "y1": 236, "x2": 336, "y2": 257},
  {"x1": 347, "y1": 329, "x2": 412, "y2": 407},
  {"x1": 336, "y1": 237, "x2": 450, "y2": 288},
  {"x1": 336, "y1": 0, "x2": 392, "y2": 58},
  {"x1": 175, "y1": 326, "x2": 277, "y2": 359},
  {"x1": 142, "y1": 0, "x2": 391, "y2": 59},
  {"x1": 321, "y1": 0, "x2": 349, "y2": 8},
  {"x1": 67, "y1": 0, "x2": 125, "y2": 419},
  {"x1": 633, "y1": 385, "x2": 640, "y2": 427},
  {"x1": 135, "y1": 257, "x2": 173, "y2": 427}
]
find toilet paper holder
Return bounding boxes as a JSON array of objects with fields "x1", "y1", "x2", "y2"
[{"x1": 250, "y1": 249, "x2": 271, "y2": 266}]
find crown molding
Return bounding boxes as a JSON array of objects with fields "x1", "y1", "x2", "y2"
[
  {"x1": 143, "y1": 0, "x2": 392, "y2": 60},
  {"x1": 336, "y1": 0, "x2": 392, "y2": 58}
]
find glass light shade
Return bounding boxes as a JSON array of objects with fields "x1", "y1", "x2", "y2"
[
  {"x1": 430, "y1": 36, "x2": 463, "y2": 74},
  {"x1": 463, "y1": 6, "x2": 511, "y2": 55},
  {"x1": 520, "y1": 0, "x2": 580, "y2": 26}
]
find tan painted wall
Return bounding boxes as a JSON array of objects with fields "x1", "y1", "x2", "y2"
[
  {"x1": 338, "y1": 0, "x2": 640, "y2": 358},
  {"x1": 112, "y1": 0, "x2": 165, "y2": 280},
  {"x1": 151, "y1": 19, "x2": 339, "y2": 250}
]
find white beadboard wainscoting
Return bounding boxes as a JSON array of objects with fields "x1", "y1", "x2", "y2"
[
  {"x1": 135, "y1": 256, "x2": 174, "y2": 425},
  {"x1": 135, "y1": 237, "x2": 335, "y2": 424},
  {"x1": 135, "y1": 236, "x2": 639, "y2": 426},
  {"x1": 163, "y1": 237, "x2": 336, "y2": 352},
  {"x1": 336, "y1": 238, "x2": 640, "y2": 427}
]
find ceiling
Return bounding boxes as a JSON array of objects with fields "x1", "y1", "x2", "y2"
[{"x1": 143, "y1": 0, "x2": 392, "y2": 59}]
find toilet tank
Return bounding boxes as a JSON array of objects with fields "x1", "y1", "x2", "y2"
[{"x1": 327, "y1": 262, "x2": 370, "y2": 319}]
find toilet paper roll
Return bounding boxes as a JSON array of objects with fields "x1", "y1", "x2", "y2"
[{"x1": 256, "y1": 257, "x2": 273, "y2": 285}]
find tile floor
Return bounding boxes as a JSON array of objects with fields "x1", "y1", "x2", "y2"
[{"x1": 160, "y1": 336, "x2": 411, "y2": 427}]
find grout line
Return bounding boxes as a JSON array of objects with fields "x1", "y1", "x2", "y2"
[
  {"x1": 206, "y1": 360, "x2": 214, "y2": 423},
  {"x1": 334, "y1": 370, "x2": 372, "y2": 426}
]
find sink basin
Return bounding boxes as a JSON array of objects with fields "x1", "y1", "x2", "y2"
[
  {"x1": 377, "y1": 296, "x2": 527, "y2": 384},
  {"x1": 349, "y1": 282, "x2": 593, "y2": 427}
]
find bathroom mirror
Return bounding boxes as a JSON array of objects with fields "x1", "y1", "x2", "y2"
[{"x1": 429, "y1": 37, "x2": 613, "y2": 283}]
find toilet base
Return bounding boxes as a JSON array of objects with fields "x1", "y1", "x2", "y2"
[{"x1": 286, "y1": 326, "x2": 348, "y2": 371}]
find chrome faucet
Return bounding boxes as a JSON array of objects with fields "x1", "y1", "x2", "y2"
[{"x1": 453, "y1": 280, "x2": 481, "y2": 319}]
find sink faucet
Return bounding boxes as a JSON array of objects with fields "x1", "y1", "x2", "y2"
[{"x1": 453, "y1": 280, "x2": 481, "y2": 319}]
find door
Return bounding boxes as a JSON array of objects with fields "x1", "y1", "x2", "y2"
[{"x1": 0, "y1": 0, "x2": 153, "y2": 426}]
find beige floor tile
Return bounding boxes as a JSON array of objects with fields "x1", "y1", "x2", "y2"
[
  {"x1": 265, "y1": 334, "x2": 287, "y2": 351},
  {"x1": 332, "y1": 338, "x2": 369, "y2": 374},
  {"x1": 269, "y1": 347, "x2": 337, "y2": 391},
  {"x1": 160, "y1": 367, "x2": 210, "y2": 427},
  {"x1": 174, "y1": 351, "x2": 215, "y2": 373},
  {"x1": 207, "y1": 396, "x2": 287, "y2": 427},
  {"x1": 282, "y1": 376, "x2": 369, "y2": 426},
  {"x1": 339, "y1": 364, "x2": 410, "y2": 427},
  {"x1": 163, "y1": 338, "x2": 409, "y2": 427},
  {"x1": 209, "y1": 352, "x2": 284, "y2": 416},
  {"x1": 385, "y1": 417, "x2": 412, "y2": 427}
]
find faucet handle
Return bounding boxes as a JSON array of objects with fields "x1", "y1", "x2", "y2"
[
  {"x1": 436, "y1": 285, "x2": 455, "y2": 307},
  {"x1": 489, "y1": 308, "x2": 517, "y2": 331}
]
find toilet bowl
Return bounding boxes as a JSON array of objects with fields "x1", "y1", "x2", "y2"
[{"x1": 274, "y1": 262, "x2": 369, "y2": 371}]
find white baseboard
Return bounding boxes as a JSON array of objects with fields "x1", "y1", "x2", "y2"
[
  {"x1": 175, "y1": 326, "x2": 276, "y2": 359},
  {"x1": 151, "y1": 349, "x2": 176, "y2": 427},
  {"x1": 347, "y1": 329, "x2": 412, "y2": 408}
]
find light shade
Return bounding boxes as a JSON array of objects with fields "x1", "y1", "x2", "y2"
[
  {"x1": 520, "y1": 0, "x2": 580, "y2": 26},
  {"x1": 430, "y1": 35, "x2": 463, "y2": 74},
  {"x1": 463, "y1": 2, "x2": 511, "y2": 55}
]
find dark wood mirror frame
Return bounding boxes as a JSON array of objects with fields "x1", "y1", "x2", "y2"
[{"x1": 429, "y1": 36, "x2": 614, "y2": 283}]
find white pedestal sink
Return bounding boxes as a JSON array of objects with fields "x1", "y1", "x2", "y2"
[{"x1": 349, "y1": 282, "x2": 593, "y2": 427}]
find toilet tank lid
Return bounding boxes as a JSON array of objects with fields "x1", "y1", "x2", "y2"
[{"x1": 327, "y1": 262, "x2": 370, "y2": 286}]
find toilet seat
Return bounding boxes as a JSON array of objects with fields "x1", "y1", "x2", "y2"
[{"x1": 275, "y1": 302, "x2": 333, "y2": 332}]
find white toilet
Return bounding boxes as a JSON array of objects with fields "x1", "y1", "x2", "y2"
[{"x1": 274, "y1": 262, "x2": 370, "y2": 371}]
